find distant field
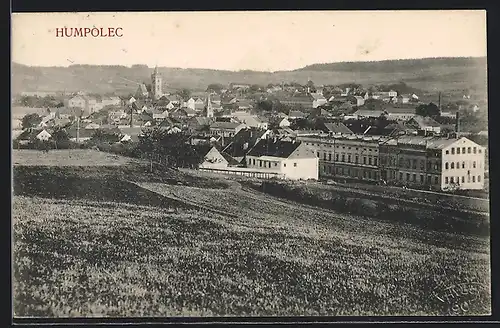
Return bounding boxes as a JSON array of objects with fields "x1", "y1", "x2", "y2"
[
  {"x1": 12, "y1": 149, "x2": 144, "y2": 167},
  {"x1": 12, "y1": 163, "x2": 491, "y2": 317}
]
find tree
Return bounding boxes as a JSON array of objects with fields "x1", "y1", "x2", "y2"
[
  {"x1": 249, "y1": 84, "x2": 261, "y2": 93},
  {"x1": 89, "y1": 129, "x2": 121, "y2": 145},
  {"x1": 363, "y1": 98, "x2": 385, "y2": 111},
  {"x1": 50, "y1": 127, "x2": 70, "y2": 149},
  {"x1": 21, "y1": 113, "x2": 42, "y2": 130},
  {"x1": 178, "y1": 88, "x2": 191, "y2": 100},
  {"x1": 416, "y1": 102, "x2": 440, "y2": 117},
  {"x1": 206, "y1": 83, "x2": 224, "y2": 93}
]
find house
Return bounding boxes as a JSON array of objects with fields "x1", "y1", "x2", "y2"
[
  {"x1": 66, "y1": 128, "x2": 96, "y2": 143},
  {"x1": 278, "y1": 94, "x2": 315, "y2": 109},
  {"x1": 351, "y1": 109, "x2": 386, "y2": 119},
  {"x1": 179, "y1": 107, "x2": 197, "y2": 117},
  {"x1": 55, "y1": 107, "x2": 80, "y2": 119},
  {"x1": 405, "y1": 115, "x2": 441, "y2": 134},
  {"x1": 351, "y1": 96, "x2": 365, "y2": 107},
  {"x1": 384, "y1": 107, "x2": 417, "y2": 121},
  {"x1": 119, "y1": 126, "x2": 144, "y2": 143},
  {"x1": 209, "y1": 122, "x2": 246, "y2": 138},
  {"x1": 245, "y1": 139, "x2": 319, "y2": 180},
  {"x1": 150, "y1": 108, "x2": 167, "y2": 121},
  {"x1": 397, "y1": 95, "x2": 410, "y2": 104},
  {"x1": 101, "y1": 96, "x2": 122, "y2": 107},
  {"x1": 311, "y1": 93, "x2": 328, "y2": 108},
  {"x1": 135, "y1": 84, "x2": 149, "y2": 98},
  {"x1": 199, "y1": 146, "x2": 241, "y2": 169},
  {"x1": 194, "y1": 97, "x2": 206, "y2": 111},
  {"x1": 187, "y1": 116, "x2": 213, "y2": 134},
  {"x1": 323, "y1": 122, "x2": 354, "y2": 136},
  {"x1": 128, "y1": 96, "x2": 137, "y2": 104},
  {"x1": 379, "y1": 136, "x2": 486, "y2": 190},
  {"x1": 16, "y1": 128, "x2": 52, "y2": 144},
  {"x1": 222, "y1": 127, "x2": 267, "y2": 163},
  {"x1": 279, "y1": 117, "x2": 291, "y2": 128},
  {"x1": 288, "y1": 110, "x2": 306, "y2": 120},
  {"x1": 185, "y1": 97, "x2": 196, "y2": 110},
  {"x1": 233, "y1": 114, "x2": 268, "y2": 130}
]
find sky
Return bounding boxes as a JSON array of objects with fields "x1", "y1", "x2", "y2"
[{"x1": 11, "y1": 10, "x2": 487, "y2": 72}]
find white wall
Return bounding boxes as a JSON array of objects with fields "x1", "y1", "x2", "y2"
[
  {"x1": 281, "y1": 157, "x2": 319, "y2": 180},
  {"x1": 441, "y1": 138, "x2": 485, "y2": 190}
]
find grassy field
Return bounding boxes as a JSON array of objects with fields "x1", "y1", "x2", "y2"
[{"x1": 12, "y1": 150, "x2": 491, "y2": 317}]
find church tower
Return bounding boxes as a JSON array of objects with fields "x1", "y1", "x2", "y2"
[
  {"x1": 151, "y1": 66, "x2": 163, "y2": 99},
  {"x1": 206, "y1": 94, "x2": 214, "y2": 118}
]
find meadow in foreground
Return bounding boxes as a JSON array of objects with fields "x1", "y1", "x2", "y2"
[{"x1": 13, "y1": 190, "x2": 490, "y2": 317}]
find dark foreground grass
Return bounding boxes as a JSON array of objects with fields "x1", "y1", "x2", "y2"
[
  {"x1": 13, "y1": 196, "x2": 491, "y2": 317},
  {"x1": 12, "y1": 165, "x2": 491, "y2": 317}
]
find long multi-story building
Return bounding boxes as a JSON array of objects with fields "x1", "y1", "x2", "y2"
[
  {"x1": 298, "y1": 134, "x2": 486, "y2": 191},
  {"x1": 298, "y1": 134, "x2": 383, "y2": 182}
]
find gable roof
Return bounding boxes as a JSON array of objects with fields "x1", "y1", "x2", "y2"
[
  {"x1": 409, "y1": 115, "x2": 441, "y2": 128},
  {"x1": 324, "y1": 122, "x2": 354, "y2": 134},
  {"x1": 210, "y1": 122, "x2": 244, "y2": 130},
  {"x1": 247, "y1": 138, "x2": 302, "y2": 158},
  {"x1": 288, "y1": 110, "x2": 306, "y2": 118}
]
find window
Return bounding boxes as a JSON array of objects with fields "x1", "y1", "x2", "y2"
[
  {"x1": 406, "y1": 173, "x2": 410, "y2": 181},
  {"x1": 328, "y1": 153, "x2": 332, "y2": 161},
  {"x1": 317, "y1": 152, "x2": 320, "y2": 158},
  {"x1": 406, "y1": 159, "x2": 411, "y2": 168},
  {"x1": 323, "y1": 153, "x2": 327, "y2": 160},
  {"x1": 369, "y1": 157, "x2": 372, "y2": 165},
  {"x1": 420, "y1": 161, "x2": 425, "y2": 170},
  {"x1": 259, "y1": 161, "x2": 262, "y2": 167},
  {"x1": 434, "y1": 176, "x2": 439, "y2": 184},
  {"x1": 399, "y1": 172, "x2": 403, "y2": 180},
  {"x1": 462, "y1": 147, "x2": 466, "y2": 153},
  {"x1": 252, "y1": 159, "x2": 256, "y2": 165},
  {"x1": 294, "y1": 163, "x2": 297, "y2": 167},
  {"x1": 335, "y1": 154, "x2": 339, "y2": 161},
  {"x1": 472, "y1": 176, "x2": 476, "y2": 182},
  {"x1": 268, "y1": 162, "x2": 271, "y2": 168},
  {"x1": 450, "y1": 177, "x2": 454, "y2": 183},
  {"x1": 479, "y1": 149, "x2": 482, "y2": 154},
  {"x1": 445, "y1": 162, "x2": 449, "y2": 169},
  {"x1": 456, "y1": 162, "x2": 459, "y2": 169},
  {"x1": 478, "y1": 175, "x2": 481, "y2": 182},
  {"x1": 412, "y1": 174, "x2": 416, "y2": 182},
  {"x1": 368, "y1": 171, "x2": 372, "y2": 179},
  {"x1": 467, "y1": 147, "x2": 471, "y2": 154},
  {"x1": 283, "y1": 163, "x2": 286, "y2": 167},
  {"x1": 451, "y1": 148, "x2": 455, "y2": 155},
  {"x1": 473, "y1": 161, "x2": 476, "y2": 168},
  {"x1": 412, "y1": 159, "x2": 417, "y2": 169},
  {"x1": 462, "y1": 162, "x2": 465, "y2": 169},
  {"x1": 347, "y1": 168, "x2": 350, "y2": 176},
  {"x1": 363, "y1": 157, "x2": 367, "y2": 165},
  {"x1": 274, "y1": 162, "x2": 278, "y2": 166},
  {"x1": 457, "y1": 147, "x2": 461, "y2": 154},
  {"x1": 342, "y1": 155, "x2": 345, "y2": 162},
  {"x1": 445, "y1": 177, "x2": 449, "y2": 184},
  {"x1": 451, "y1": 162, "x2": 455, "y2": 169},
  {"x1": 446, "y1": 150, "x2": 449, "y2": 155},
  {"x1": 473, "y1": 147, "x2": 477, "y2": 154},
  {"x1": 355, "y1": 156, "x2": 359, "y2": 164},
  {"x1": 374, "y1": 157, "x2": 378, "y2": 166},
  {"x1": 420, "y1": 175, "x2": 424, "y2": 183},
  {"x1": 461, "y1": 176, "x2": 465, "y2": 183}
]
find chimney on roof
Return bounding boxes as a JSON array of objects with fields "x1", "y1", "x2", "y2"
[{"x1": 455, "y1": 110, "x2": 460, "y2": 135}]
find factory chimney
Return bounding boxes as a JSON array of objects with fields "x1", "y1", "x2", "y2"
[{"x1": 455, "y1": 110, "x2": 460, "y2": 135}]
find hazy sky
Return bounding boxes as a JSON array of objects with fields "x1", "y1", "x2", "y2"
[{"x1": 12, "y1": 11, "x2": 487, "y2": 72}]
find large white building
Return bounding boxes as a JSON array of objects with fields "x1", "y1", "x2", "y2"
[{"x1": 245, "y1": 139, "x2": 319, "y2": 180}]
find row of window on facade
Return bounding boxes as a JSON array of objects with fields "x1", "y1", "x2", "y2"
[
  {"x1": 444, "y1": 175, "x2": 481, "y2": 184},
  {"x1": 444, "y1": 161, "x2": 480, "y2": 170},
  {"x1": 318, "y1": 152, "x2": 378, "y2": 166},
  {"x1": 247, "y1": 158, "x2": 297, "y2": 168},
  {"x1": 446, "y1": 146, "x2": 481, "y2": 155},
  {"x1": 308, "y1": 143, "x2": 378, "y2": 153},
  {"x1": 396, "y1": 172, "x2": 440, "y2": 184},
  {"x1": 381, "y1": 157, "x2": 440, "y2": 171},
  {"x1": 322, "y1": 165, "x2": 379, "y2": 180}
]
